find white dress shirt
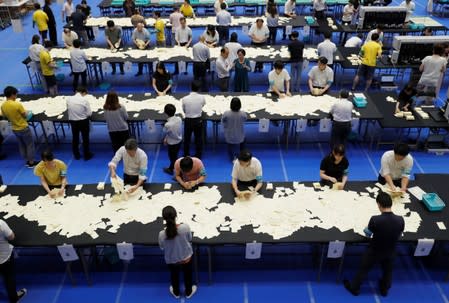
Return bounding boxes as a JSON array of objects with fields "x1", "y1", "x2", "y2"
[
  {"x1": 182, "y1": 92, "x2": 206, "y2": 118},
  {"x1": 216, "y1": 10, "x2": 232, "y2": 25},
  {"x1": 175, "y1": 26, "x2": 192, "y2": 44},
  {"x1": 216, "y1": 55, "x2": 232, "y2": 78},
  {"x1": 0, "y1": 220, "x2": 13, "y2": 264},
  {"x1": 317, "y1": 39, "x2": 337, "y2": 64},
  {"x1": 224, "y1": 41, "x2": 242, "y2": 63},
  {"x1": 379, "y1": 150, "x2": 413, "y2": 180},
  {"x1": 268, "y1": 69, "x2": 291, "y2": 92},
  {"x1": 192, "y1": 41, "x2": 210, "y2": 62},
  {"x1": 62, "y1": 31, "x2": 78, "y2": 47},
  {"x1": 284, "y1": 0, "x2": 296, "y2": 14},
  {"x1": 29, "y1": 43, "x2": 45, "y2": 62},
  {"x1": 70, "y1": 48, "x2": 88, "y2": 73},
  {"x1": 164, "y1": 116, "x2": 182, "y2": 145},
  {"x1": 400, "y1": 0, "x2": 415, "y2": 22},
  {"x1": 330, "y1": 98, "x2": 353, "y2": 122},
  {"x1": 169, "y1": 11, "x2": 184, "y2": 32},
  {"x1": 344, "y1": 36, "x2": 362, "y2": 48},
  {"x1": 232, "y1": 157, "x2": 263, "y2": 182},
  {"x1": 248, "y1": 23, "x2": 269, "y2": 42},
  {"x1": 66, "y1": 93, "x2": 92, "y2": 121},
  {"x1": 109, "y1": 146, "x2": 148, "y2": 180}
]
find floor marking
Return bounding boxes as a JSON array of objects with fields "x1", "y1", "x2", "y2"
[
  {"x1": 51, "y1": 272, "x2": 67, "y2": 303},
  {"x1": 277, "y1": 137, "x2": 289, "y2": 181},
  {"x1": 417, "y1": 260, "x2": 449, "y2": 303},
  {"x1": 307, "y1": 281, "x2": 316, "y2": 303},
  {"x1": 243, "y1": 282, "x2": 249, "y2": 303},
  {"x1": 413, "y1": 157, "x2": 425, "y2": 174},
  {"x1": 363, "y1": 149, "x2": 379, "y2": 178},
  {"x1": 114, "y1": 263, "x2": 128, "y2": 303},
  {"x1": 149, "y1": 144, "x2": 161, "y2": 183},
  {"x1": 369, "y1": 281, "x2": 382, "y2": 303}
]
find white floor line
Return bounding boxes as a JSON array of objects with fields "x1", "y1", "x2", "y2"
[
  {"x1": 363, "y1": 149, "x2": 379, "y2": 178},
  {"x1": 277, "y1": 137, "x2": 289, "y2": 181},
  {"x1": 317, "y1": 142, "x2": 325, "y2": 157},
  {"x1": 149, "y1": 144, "x2": 161, "y2": 183},
  {"x1": 306, "y1": 281, "x2": 316, "y2": 303},
  {"x1": 51, "y1": 272, "x2": 67, "y2": 303},
  {"x1": 413, "y1": 157, "x2": 425, "y2": 174},
  {"x1": 103, "y1": 170, "x2": 111, "y2": 183},
  {"x1": 369, "y1": 281, "x2": 382, "y2": 303},
  {"x1": 114, "y1": 264, "x2": 128, "y2": 303},
  {"x1": 435, "y1": 282, "x2": 449, "y2": 303},
  {"x1": 9, "y1": 165, "x2": 27, "y2": 185},
  {"x1": 417, "y1": 260, "x2": 449, "y2": 303},
  {"x1": 243, "y1": 282, "x2": 249, "y2": 303}
]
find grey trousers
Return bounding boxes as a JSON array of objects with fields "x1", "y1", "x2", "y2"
[{"x1": 13, "y1": 127, "x2": 35, "y2": 163}]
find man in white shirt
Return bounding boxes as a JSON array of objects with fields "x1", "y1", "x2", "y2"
[
  {"x1": 70, "y1": 39, "x2": 88, "y2": 92},
  {"x1": 378, "y1": 143, "x2": 413, "y2": 192},
  {"x1": 216, "y1": 47, "x2": 233, "y2": 92},
  {"x1": 28, "y1": 35, "x2": 46, "y2": 91},
  {"x1": 66, "y1": 86, "x2": 93, "y2": 160},
  {"x1": 62, "y1": 28, "x2": 78, "y2": 48},
  {"x1": 249, "y1": 18, "x2": 269, "y2": 71},
  {"x1": 400, "y1": 0, "x2": 415, "y2": 23},
  {"x1": 182, "y1": 81, "x2": 206, "y2": 158},
  {"x1": 329, "y1": 89, "x2": 353, "y2": 148},
  {"x1": 365, "y1": 25, "x2": 384, "y2": 46},
  {"x1": 109, "y1": 138, "x2": 148, "y2": 192},
  {"x1": 224, "y1": 32, "x2": 242, "y2": 63},
  {"x1": 175, "y1": 17, "x2": 193, "y2": 47},
  {"x1": 317, "y1": 31, "x2": 336, "y2": 65},
  {"x1": 308, "y1": 57, "x2": 334, "y2": 95},
  {"x1": 268, "y1": 60, "x2": 291, "y2": 98},
  {"x1": 192, "y1": 36, "x2": 210, "y2": 92},
  {"x1": 284, "y1": 0, "x2": 297, "y2": 17},
  {"x1": 0, "y1": 220, "x2": 27, "y2": 302},
  {"x1": 344, "y1": 33, "x2": 363, "y2": 48},
  {"x1": 231, "y1": 149, "x2": 263, "y2": 199},
  {"x1": 62, "y1": 0, "x2": 74, "y2": 23},
  {"x1": 216, "y1": 3, "x2": 232, "y2": 45},
  {"x1": 169, "y1": 7, "x2": 184, "y2": 46}
]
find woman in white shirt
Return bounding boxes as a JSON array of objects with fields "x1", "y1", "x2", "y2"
[
  {"x1": 202, "y1": 25, "x2": 219, "y2": 47},
  {"x1": 342, "y1": 1, "x2": 355, "y2": 25}
]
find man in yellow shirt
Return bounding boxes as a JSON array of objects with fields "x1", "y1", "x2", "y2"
[
  {"x1": 180, "y1": 0, "x2": 195, "y2": 18},
  {"x1": 32, "y1": 3, "x2": 49, "y2": 42},
  {"x1": 352, "y1": 33, "x2": 382, "y2": 92},
  {"x1": 34, "y1": 150, "x2": 68, "y2": 198},
  {"x1": 154, "y1": 11, "x2": 166, "y2": 47},
  {"x1": 39, "y1": 40, "x2": 58, "y2": 96},
  {"x1": 0, "y1": 86, "x2": 36, "y2": 167}
]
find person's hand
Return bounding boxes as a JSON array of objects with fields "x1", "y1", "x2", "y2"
[
  {"x1": 111, "y1": 172, "x2": 117, "y2": 179},
  {"x1": 127, "y1": 185, "x2": 138, "y2": 194},
  {"x1": 58, "y1": 188, "x2": 65, "y2": 196},
  {"x1": 182, "y1": 181, "x2": 192, "y2": 190},
  {"x1": 163, "y1": 138, "x2": 168, "y2": 145},
  {"x1": 48, "y1": 191, "x2": 57, "y2": 198},
  {"x1": 328, "y1": 177, "x2": 337, "y2": 183},
  {"x1": 279, "y1": 93, "x2": 286, "y2": 99},
  {"x1": 243, "y1": 191, "x2": 252, "y2": 200},
  {"x1": 157, "y1": 91, "x2": 165, "y2": 96},
  {"x1": 337, "y1": 183, "x2": 344, "y2": 190},
  {"x1": 286, "y1": 92, "x2": 292, "y2": 97},
  {"x1": 400, "y1": 187, "x2": 407, "y2": 193}
]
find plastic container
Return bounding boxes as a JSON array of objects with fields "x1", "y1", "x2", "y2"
[
  {"x1": 422, "y1": 193, "x2": 445, "y2": 211},
  {"x1": 353, "y1": 96, "x2": 367, "y2": 108}
]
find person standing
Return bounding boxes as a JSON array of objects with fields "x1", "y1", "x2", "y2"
[
  {"x1": 342, "y1": 1, "x2": 355, "y2": 25},
  {"x1": 32, "y1": 3, "x2": 49, "y2": 43},
  {"x1": 216, "y1": 47, "x2": 233, "y2": 92},
  {"x1": 248, "y1": 19, "x2": 269, "y2": 72},
  {"x1": 234, "y1": 48, "x2": 250, "y2": 92},
  {"x1": 288, "y1": 31, "x2": 304, "y2": 92},
  {"x1": 308, "y1": 56, "x2": 333, "y2": 96},
  {"x1": 62, "y1": 0, "x2": 74, "y2": 23},
  {"x1": 378, "y1": 143, "x2": 413, "y2": 192},
  {"x1": 105, "y1": 20, "x2": 124, "y2": 74},
  {"x1": 317, "y1": 31, "x2": 336, "y2": 66},
  {"x1": 70, "y1": 39, "x2": 88, "y2": 92},
  {"x1": 39, "y1": 40, "x2": 58, "y2": 96},
  {"x1": 0, "y1": 219, "x2": 27, "y2": 302},
  {"x1": 66, "y1": 86, "x2": 93, "y2": 160},
  {"x1": 43, "y1": 0, "x2": 57, "y2": 45},
  {"x1": 131, "y1": 9, "x2": 146, "y2": 27},
  {"x1": 192, "y1": 36, "x2": 210, "y2": 92},
  {"x1": 152, "y1": 62, "x2": 173, "y2": 96},
  {"x1": 266, "y1": 6, "x2": 279, "y2": 45},
  {"x1": 417, "y1": 44, "x2": 447, "y2": 104},
  {"x1": 169, "y1": 7, "x2": 183, "y2": 46},
  {"x1": 174, "y1": 156, "x2": 207, "y2": 189},
  {"x1": 268, "y1": 60, "x2": 291, "y2": 98},
  {"x1": 180, "y1": 0, "x2": 196, "y2": 18},
  {"x1": 282, "y1": 0, "x2": 296, "y2": 39},
  {"x1": 123, "y1": 0, "x2": 136, "y2": 17},
  {"x1": 352, "y1": 33, "x2": 381, "y2": 92},
  {"x1": 0, "y1": 86, "x2": 36, "y2": 168},
  {"x1": 216, "y1": 3, "x2": 231, "y2": 45},
  {"x1": 158, "y1": 206, "x2": 197, "y2": 299},
  {"x1": 313, "y1": 0, "x2": 326, "y2": 19},
  {"x1": 365, "y1": 25, "x2": 383, "y2": 46},
  {"x1": 154, "y1": 12, "x2": 166, "y2": 47},
  {"x1": 182, "y1": 81, "x2": 205, "y2": 158},
  {"x1": 132, "y1": 22, "x2": 151, "y2": 77},
  {"x1": 34, "y1": 150, "x2": 68, "y2": 198},
  {"x1": 221, "y1": 97, "x2": 247, "y2": 161},
  {"x1": 80, "y1": 0, "x2": 95, "y2": 41},
  {"x1": 214, "y1": 0, "x2": 227, "y2": 13},
  {"x1": 319, "y1": 144, "x2": 349, "y2": 189},
  {"x1": 28, "y1": 35, "x2": 46, "y2": 91},
  {"x1": 344, "y1": 192, "x2": 404, "y2": 297},
  {"x1": 109, "y1": 138, "x2": 147, "y2": 192},
  {"x1": 231, "y1": 150, "x2": 263, "y2": 198},
  {"x1": 344, "y1": 33, "x2": 363, "y2": 48},
  {"x1": 400, "y1": 0, "x2": 415, "y2": 23},
  {"x1": 71, "y1": 5, "x2": 89, "y2": 46},
  {"x1": 163, "y1": 104, "x2": 182, "y2": 175},
  {"x1": 224, "y1": 32, "x2": 242, "y2": 63},
  {"x1": 103, "y1": 91, "x2": 130, "y2": 153},
  {"x1": 329, "y1": 90, "x2": 353, "y2": 148}
]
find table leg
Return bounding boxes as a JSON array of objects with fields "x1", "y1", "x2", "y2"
[
  {"x1": 336, "y1": 251, "x2": 345, "y2": 283},
  {"x1": 66, "y1": 262, "x2": 76, "y2": 286},
  {"x1": 207, "y1": 245, "x2": 213, "y2": 285},
  {"x1": 317, "y1": 243, "x2": 325, "y2": 282},
  {"x1": 76, "y1": 248, "x2": 92, "y2": 286}
]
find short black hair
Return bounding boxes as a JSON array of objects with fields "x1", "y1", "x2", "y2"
[
  {"x1": 318, "y1": 56, "x2": 328, "y2": 65},
  {"x1": 256, "y1": 18, "x2": 264, "y2": 23},
  {"x1": 207, "y1": 24, "x2": 215, "y2": 32},
  {"x1": 107, "y1": 20, "x2": 115, "y2": 28},
  {"x1": 73, "y1": 39, "x2": 81, "y2": 48},
  {"x1": 76, "y1": 4, "x2": 82, "y2": 10},
  {"x1": 371, "y1": 33, "x2": 379, "y2": 42},
  {"x1": 191, "y1": 80, "x2": 201, "y2": 92},
  {"x1": 41, "y1": 149, "x2": 54, "y2": 161},
  {"x1": 230, "y1": 32, "x2": 238, "y2": 42},
  {"x1": 323, "y1": 31, "x2": 331, "y2": 39},
  {"x1": 124, "y1": 138, "x2": 138, "y2": 151},
  {"x1": 180, "y1": 156, "x2": 193, "y2": 172},
  {"x1": 377, "y1": 25, "x2": 384, "y2": 30},
  {"x1": 332, "y1": 144, "x2": 345, "y2": 156},
  {"x1": 76, "y1": 86, "x2": 88, "y2": 94},
  {"x1": 230, "y1": 97, "x2": 241, "y2": 112},
  {"x1": 238, "y1": 149, "x2": 252, "y2": 162},
  {"x1": 273, "y1": 60, "x2": 284, "y2": 70},
  {"x1": 32, "y1": 34, "x2": 41, "y2": 44},
  {"x1": 339, "y1": 89, "x2": 349, "y2": 99},
  {"x1": 376, "y1": 192, "x2": 392, "y2": 208},
  {"x1": 154, "y1": 11, "x2": 161, "y2": 17},
  {"x1": 237, "y1": 48, "x2": 246, "y2": 56},
  {"x1": 164, "y1": 103, "x2": 176, "y2": 117},
  {"x1": 34, "y1": 3, "x2": 40, "y2": 9},
  {"x1": 43, "y1": 40, "x2": 53, "y2": 48},
  {"x1": 433, "y1": 44, "x2": 444, "y2": 56},
  {"x1": 291, "y1": 31, "x2": 299, "y2": 38},
  {"x1": 393, "y1": 143, "x2": 409, "y2": 157},
  {"x1": 4, "y1": 86, "x2": 18, "y2": 98},
  {"x1": 220, "y1": 47, "x2": 227, "y2": 54},
  {"x1": 220, "y1": 2, "x2": 226, "y2": 9}
]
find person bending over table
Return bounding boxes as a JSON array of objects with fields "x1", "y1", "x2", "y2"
[
  {"x1": 34, "y1": 149, "x2": 67, "y2": 198},
  {"x1": 308, "y1": 56, "x2": 333, "y2": 96},
  {"x1": 174, "y1": 156, "x2": 207, "y2": 190},
  {"x1": 231, "y1": 150, "x2": 263, "y2": 199},
  {"x1": 105, "y1": 20, "x2": 124, "y2": 75},
  {"x1": 249, "y1": 19, "x2": 269, "y2": 72},
  {"x1": 152, "y1": 62, "x2": 172, "y2": 96},
  {"x1": 365, "y1": 25, "x2": 383, "y2": 46},
  {"x1": 132, "y1": 22, "x2": 151, "y2": 77},
  {"x1": 109, "y1": 138, "x2": 148, "y2": 193},
  {"x1": 62, "y1": 27, "x2": 78, "y2": 48},
  {"x1": 319, "y1": 144, "x2": 349, "y2": 190},
  {"x1": 378, "y1": 143, "x2": 413, "y2": 192},
  {"x1": 202, "y1": 25, "x2": 219, "y2": 48},
  {"x1": 395, "y1": 83, "x2": 417, "y2": 113},
  {"x1": 268, "y1": 60, "x2": 291, "y2": 98},
  {"x1": 180, "y1": 0, "x2": 196, "y2": 19}
]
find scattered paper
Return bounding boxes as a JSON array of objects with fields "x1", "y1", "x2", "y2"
[
  {"x1": 74, "y1": 185, "x2": 83, "y2": 191},
  {"x1": 164, "y1": 183, "x2": 172, "y2": 190},
  {"x1": 437, "y1": 222, "x2": 446, "y2": 230}
]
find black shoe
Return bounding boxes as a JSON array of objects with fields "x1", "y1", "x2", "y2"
[
  {"x1": 111, "y1": 70, "x2": 116, "y2": 75},
  {"x1": 26, "y1": 161, "x2": 38, "y2": 168},
  {"x1": 84, "y1": 153, "x2": 94, "y2": 161},
  {"x1": 163, "y1": 167, "x2": 173, "y2": 175},
  {"x1": 378, "y1": 280, "x2": 389, "y2": 297},
  {"x1": 120, "y1": 71, "x2": 125, "y2": 75},
  {"x1": 343, "y1": 279, "x2": 360, "y2": 296},
  {"x1": 17, "y1": 288, "x2": 27, "y2": 301},
  {"x1": 74, "y1": 154, "x2": 81, "y2": 160},
  {"x1": 0, "y1": 154, "x2": 6, "y2": 160},
  {"x1": 135, "y1": 72, "x2": 143, "y2": 77}
]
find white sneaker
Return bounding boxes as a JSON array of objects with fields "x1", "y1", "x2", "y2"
[
  {"x1": 17, "y1": 288, "x2": 27, "y2": 301},
  {"x1": 186, "y1": 285, "x2": 197, "y2": 299},
  {"x1": 169, "y1": 286, "x2": 180, "y2": 299}
]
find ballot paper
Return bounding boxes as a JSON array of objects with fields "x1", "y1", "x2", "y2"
[
  {"x1": 75, "y1": 185, "x2": 83, "y2": 191},
  {"x1": 245, "y1": 242, "x2": 262, "y2": 259},
  {"x1": 164, "y1": 183, "x2": 172, "y2": 190},
  {"x1": 117, "y1": 242, "x2": 134, "y2": 261},
  {"x1": 57, "y1": 244, "x2": 79, "y2": 262},
  {"x1": 414, "y1": 239, "x2": 434, "y2": 257},
  {"x1": 111, "y1": 177, "x2": 125, "y2": 195},
  {"x1": 327, "y1": 241, "x2": 345, "y2": 258},
  {"x1": 266, "y1": 183, "x2": 273, "y2": 190},
  {"x1": 96, "y1": 182, "x2": 105, "y2": 190},
  {"x1": 437, "y1": 222, "x2": 446, "y2": 230},
  {"x1": 0, "y1": 185, "x2": 6, "y2": 193},
  {"x1": 408, "y1": 186, "x2": 426, "y2": 200}
]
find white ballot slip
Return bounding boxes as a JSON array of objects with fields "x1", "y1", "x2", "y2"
[
  {"x1": 249, "y1": 60, "x2": 256, "y2": 72},
  {"x1": 245, "y1": 242, "x2": 262, "y2": 259},
  {"x1": 117, "y1": 242, "x2": 134, "y2": 261},
  {"x1": 296, "y1": 118, "x2": 307, "y2": 132},
  {"x1": 302, "y1": 59, "x2": 309, "y2": 70},
  {"x1": 437, "y1": 222, "x2": 446, "y2": 230},
  {"x1": 258, "y1": 118, "x2": 269, "y2": 133},
  {"x1": 242, "y1": 25, "x2": 249, "y2": 34},
  {"x1": 319, "y1": 118, "x2": 331, "y2": 133},
  {"x1": 57, "y1": 244, "x2": 79, "y2": 262},
  {"x1": 408, "y1": 186, "x2": 426, "y2": 200},
  {"x1": 286, "y1": 25, "x2": 292, "y2": 35},
  {"x1": 414, "y1": 239, "x2": 434, "y2": 257},
  {"x1": 327, "y1": 241, "x2": 345, "y2": 258}
]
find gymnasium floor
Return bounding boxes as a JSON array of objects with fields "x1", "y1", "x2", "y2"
[{"x1": 0, "y1": 0, "x2": 449, "y2": 301}]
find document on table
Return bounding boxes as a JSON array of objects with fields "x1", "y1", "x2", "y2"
[{"x1": 408, "y1": 186, "x2": 426, "y2": 200}]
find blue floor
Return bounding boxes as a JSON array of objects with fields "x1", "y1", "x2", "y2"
[{"x1": 1, "y1": 0, "x2": 449, "y2": 301}]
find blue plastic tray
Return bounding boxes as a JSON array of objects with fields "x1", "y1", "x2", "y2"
[
  {"x1": 422, "y1": 193, "x2": 445, "y2": 212},
  {"x1": 353, "y1": 97, "x2": 367, "y2": 108}
]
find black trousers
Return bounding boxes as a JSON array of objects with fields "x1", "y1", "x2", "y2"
[
  {"x1": 168, "y1": 258, "x2": 193, "y2": 297},
  {"x1": 216, "y1": 77, "x2": 229, "y2": 92},
  {"x1": 168, "y1": 142, "x2": 181, "y2": 170},
  {"x1": 378, "y1": 174, "x2": 402, "y2": 187},
  {"x1": 109, "y1": 130, "x2": 130, "y2": 153},
  {"x1": 251, "y1": 42, "x2": 266, "y2": 71},
  {"x1": 183, "y1": 118, "x2": 203, "y2": 159},
  {"x1": 350, "y1": 248, "x2": 394, "y2": 291},
  {"x1": 235, "y1": 179, "x2": 258, "y2": 194},
  {"x1": 217, "y1": 26, "x2": 229, "y2": 45},
  {"x1": 124, "y1": 173, "x2": 139, "y2": 186},
  {"x1": 111, "y1": 63, "x2": 124, "y2": 73},
  {"x1": 72, "y1": 70, "x2": 87, "y2": 92},
  {"x1": 0, "y1": 256, "x2": 19, "y2": 303},
  {"x1": 70, "y1": 119, "x2": 91, "y2": 158},
  {"x1": 193, "y1": 62, "x2": 208, "y2": 92},
  {"x1": 268, "y1": 26, "x2": 277, "y2": 45},
  {"x1": 227, "y1": 142, "x2": 245, "y2": 161},
  {"x1": 48, "y1": 24, "x2": 57, "y2": 45},
  {"x1": 330, "y1": 121, "x2": 351, "y2": 149},
  {"x1": 39, "y1": 30, "x2": 48, "y2": 43}
]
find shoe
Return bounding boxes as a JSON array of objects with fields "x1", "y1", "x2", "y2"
[
  {"x1": 111, "y1": 70, "x2": 116, "y2": 75},
  {"x1": 135, "y1": 72, "x2": 143, "y2": 77},
  {"x1": 26, "y1": 161, "x2": 37, "y2": 168},
  {"x1": 378, "y1": 279, "x2": 389, "y2": 297},
  {"x1": 120, "y1": 71, "x2": 125, "y2": 75},
  {"x1": 74, "y1": 154, "x2": 81, "y2": 160},
  {"x1": 0, "y1": 154, "x2": 6, "y2": 160},
  {"x1": 343, "y1": 279, "x2": 359, "y2": 296},
  {"x1": 169, "y1": 286, "x2": 180, "y2": 299},
  {"x1": 17, "y1": 288, "x2": 27, "y2": 301},
  {"x1": 163, "y1": 167, "x2": 173, "y2": 175},
  {"x1": 84, "y1": 153, "x2": 94, "y2": 161},
  {"x1": 186, "y1": 285, "x2": 197, "y2": 299}
]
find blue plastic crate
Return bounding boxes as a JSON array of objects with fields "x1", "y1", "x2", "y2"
[
  {"x1": 353, "y1": 97, "x2": 367, "y2": 108},
  {"x1": 422, "y1": 193, "x2": 445, "y2": 212}
]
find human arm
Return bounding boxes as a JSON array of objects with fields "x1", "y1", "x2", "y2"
[
  {"x1": 108, "y1": 148, "x2": 124, "y2": 178},
  {"x1": 320, "y1": 170, "x2": 337, "y2": 183},
  {"x1": 308, "y1": 76, "x2": 315, "y2": 93},
  {"x1": 186, "y1": 28, "x2": 192, "y2": 47},
  {"x1": 152, "y1": 77, "x2": 161, "y2": 94},
  {"x1": 127, "y1": 152, "x2": 148, "y2": 193}
]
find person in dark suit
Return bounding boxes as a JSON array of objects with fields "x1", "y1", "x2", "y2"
[{"x1": 43, "y1": 0, "x2": 57, "y2": 46}]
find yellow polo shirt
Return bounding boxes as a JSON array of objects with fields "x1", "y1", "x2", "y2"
[
  {"x1": 40, "y1": 50, "x2": 54, "y2": 76},
  {"x1": 180, "y1": 4, "x2": 194, "y2": 17},
  {"x1": 33, "y1": 10, "x2": 49, "y2": 31},
  {"x1": 34, "y1": 159, "x2": 67, "y2": 186},
  {"x1": 361, "y1": 41, "x2": 382, "y2": 67},
  {"x1": 155, "y1": 19, "x2": 166, "y2": 42},
  {"x1": 0, "y1": 100, "x2": 28, "y2": 131}
]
